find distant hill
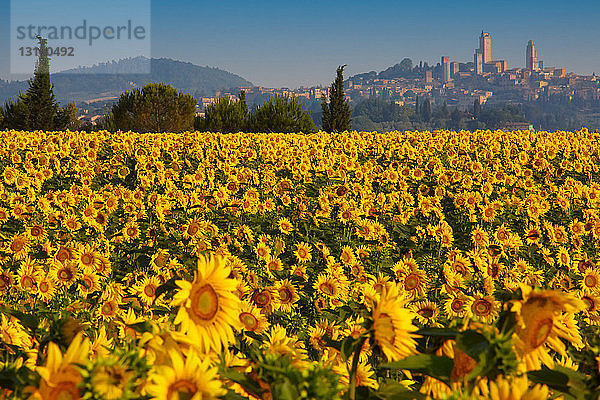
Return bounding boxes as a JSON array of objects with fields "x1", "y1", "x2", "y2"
[{"x1": 0, "y1": 57, "x2": 253, "y2": 104}]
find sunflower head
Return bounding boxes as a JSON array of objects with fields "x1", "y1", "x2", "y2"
[
  {"x1": 511, "y1": 285, "x2": 585, "y2": 370},
  {"x1": 172, "y1": 254, "x2": 241, "y2": 353},
  {"x1": 371, "y1": 283, "x2": 419, "y2": 361}
]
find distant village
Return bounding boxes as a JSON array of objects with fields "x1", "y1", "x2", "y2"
[{"x1": 78, "y1": 32, "x2": 600, "y2": 128}]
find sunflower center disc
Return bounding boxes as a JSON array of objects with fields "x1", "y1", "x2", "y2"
[{"x1": 191, "y1": 284, "x2": 219, "y2": 321}]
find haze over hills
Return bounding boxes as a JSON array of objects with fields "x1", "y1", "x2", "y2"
[{"x1": 0, "y1": 57, "x2": 253, "y2": 104}]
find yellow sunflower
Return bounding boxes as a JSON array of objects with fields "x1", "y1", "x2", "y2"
[
  {"x1": 277, "y1": 217, "x2": 293, "y2": 235},
  {"x1": 294, "y1": 241, "x2": 312, "y2": 263},
  {"x1": 412, "y1": 301, "x2": 440, "y2": 325},
  {"x1": 51, "y1": 261, "x2": 79, "y2": 287},
  {"x1": 25, "y1": 223, "x2": 47, "y2": 243},
  {"x1": 474, "y1": 374, "x2": 549, "y2": 400},
  {"x1": 16, "y1": 257, "x2": 39, "y2": 293},
  {"x1": 37, "y1": 276, "x2": 57, "y2": 302},
  {"x1": 132, "y1": 275, "x2": 162, "y2": 305},
  {"x1": 78, "y1": 272, "x2": 100, "y2": 296},
  {"x1": 262, "y1": 324, "x2": 308, "y2": 368},
  {"x1": 333, "y1": 359, "x2": 379, "y2": 390},
  {"x1": 0, "y1": 315, "x2": 29, "y2": 349},
  {"x1": 314, "y1": 273, "x2": 340, "y2": 299},
  {"x1": 75, "y1": 243, "x2": 101, "y2": 272},
  {"x1": 398, "y1": 269, "x2": 428, "y2": 299},
  {"x1": 443, "y1": 294, "x2": 471, "y2": 319},
  {"x1": 172, "y1": 254, "x2": 241, "y2": 353},
  {"x1": 122, "y1": 220, "x2": 141, "y2": 241},
  {"x1": 146, "y1": 348, "x2": 226, "y2": 400},
  {"x1": 274, "y1": 278, "x2": 299, "y2": 313},
  {"x1": 238, "y1": 301, "x2": 268, "y2": 339},
  {"x1": 468, "y1": 294, "x2": 500, "y2": 323},
  {"x1": 511, "y1": 285, "x2": 585, "y2": 370},
  {"x1": 35, "y1": 332, "x2": 90, "y2": 400},
  {"x1": 371, "y1": 283, "x2": 419, "y2": 361},
  {"x1": 581, "y1": 267, "x2": 600, "y2": 293},
  {"x1": 89, "y1": 326, "x2": 114, "y2": 361},
  {"x1": 7, "y1": 234, "x2": 30, "y2": 260}
]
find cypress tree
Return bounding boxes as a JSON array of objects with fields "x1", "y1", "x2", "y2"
[
  {"x1": 473, "y1": 99, "x2": 481, "y2": 118},
  {"x1": 421, "y1": 98, "x2": 432, "y2": 122},
  {"x1": 415, "y1": 96, "x2": 420, "y2": 117},
  {"x1": 23, "y1": 36, "x2": 59, "y2": 130},
  {"x1": 321, "y1": 65, "x2": 351, "y2": 132}
]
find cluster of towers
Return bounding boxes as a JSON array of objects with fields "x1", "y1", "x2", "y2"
[
  {"x1": 440, "y1": 32, "x2": 549, "y2": 84},
  {"x1": 440, "y1": 31, "x2": 509, "y2": 84},
  {"x1": 472, "y1": 31, "x2": 507, "y2": 76}
]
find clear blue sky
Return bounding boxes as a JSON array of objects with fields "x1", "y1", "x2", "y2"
[{"x1": 1, "y1": 0, "x2": 599, "y2": 88}]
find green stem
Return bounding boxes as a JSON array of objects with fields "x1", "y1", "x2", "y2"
[{"x1": 348, "y1": 336, "x2": 367, "y2": 400}]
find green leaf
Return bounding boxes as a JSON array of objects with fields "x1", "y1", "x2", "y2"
[
  {"x1": 221, "y1": 389, "x2": 248, "y2": 400},
  {"x1": 151, "y1": 305, "x2": 171, "y2": 315},
  {"x1": 341, "y1": 336, "x2": 358, "y2": 363},
  {"x1": 153, "y1": 276, "x2": 179, "y2": 301},
  {"x1": 375, "y1": 381, "x2": 426, "y2": 400},
  {"x1": 528, "y1": 366, "x2": 589, "y2": 400},
  {"x1": 415, "y1": 328, "x2": 460, "y2": 338},
  {"x1": 0, "y1": 307, "x2": 39, "y2": 332},
  {"x1": 244, "y1": 331, "x2": 264, "y2": 342},
  {"x1": 527, "y1": 369, "x2": 570, "y2": 391},
  {"x1": 219, "y1": 367, "x2": 266, "y2": 398},
  {"x1": 125, "y1": 321, "x2": 153, "y2": 334},
  {"x1": 0, "y1": 369, "x2": 17, "y2": 390},
  {"x1": 455, "y1": 330, "x2": 489, "y2": 360},
  {"x1": 275, "y1": 380, "x2": 300, "y2": 400},
  {"x1": 381, "y1": 354, "x2": 453, "y2": 386}
]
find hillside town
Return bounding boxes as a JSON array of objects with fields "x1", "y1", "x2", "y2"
[
  {"x1": 74, "y1": 31, "x2": 600, "y2": 131},
  {"x1": 194, "y1": 32, "x2": 599, "y2": 113}
]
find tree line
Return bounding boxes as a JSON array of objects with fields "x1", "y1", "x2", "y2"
[
  {"x1": 351, "y1": 97, "x2": 528, "y2": 132},
  {"x1": 1, "y1": 36, "x2": 352, "y2": 134}
]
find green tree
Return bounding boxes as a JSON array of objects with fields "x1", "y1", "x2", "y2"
[
  {"x1": 473, "y1": 99, "x2": 481, "y2": 117},
  {"x1": 421, "y1": 98, "x2": 432, "y2": 122},
  {"x1": 195, "y1": 91, "x2": 248, "y2": 132},
  {"x1": 24, "y1": 36, "x2": 59, "y2": 130},
  {"x1": 105, "y1": 83, "x2": 196, "y2": 133},
  {"x1": 2, "y1": 36, "x2": 60, "y2": 130},
  {"x1": 321, "y1": 65, "x2": 351, "y2": 132},
  {"x1": 250, "y1": 94, "x2": 316, "y2": 133},
  {"x1": 1, "y1": 98, "x2": 30, "y2": 130},
  {"x1": 450, "y1": 107, "x2": 463, "y2": 130},
  {"x1": 415, "y1": 96, "x2": 420, "y2": 118},
  {"x1": 440, "y1": 101, "x2": 450, "y2": 119},
  {"x1": 54, "y1": 102, "x2": 81, "y2": 131}
]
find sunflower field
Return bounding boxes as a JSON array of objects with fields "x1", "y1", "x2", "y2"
[{"x1": 1, "y1": 128, "x2": 600, "y2": 400}]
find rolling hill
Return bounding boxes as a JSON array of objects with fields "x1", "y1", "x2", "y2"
[{"x1": 0, "y1": 57, "x2": 253, "y2": 105}]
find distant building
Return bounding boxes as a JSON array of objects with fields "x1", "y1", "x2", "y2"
[
  {"x1": 484, "y1": 60, "x2": 507, "y2": 74},
  {"x1": 500, "y1": 121, "x2": 534, "y2": 131},
  {"x1": 553, "y1": 68, "x2": 566, "y2": 78},
  {"x1": 479, "y1": 31, "x2": 492, "y2": 63},
  {"x1": 538, "y1": 60, "x2": 545, "y2": 70},
  {"x1": 474, "y1": 51, "x2": 483, "y2": 75},
  {"x1": 441, "y1": 56, "x2": 451, "y2": 83},
  {"x1": 450, "y1": 61, "x2": 459, "y2": 77},
  {"x1": 526, "y1": 40, "x2": 538, "y2": 71},
  {"x1": 425, "y1": 70, "x2": 433, "y2": 83}
]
